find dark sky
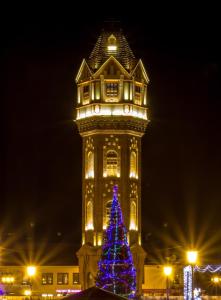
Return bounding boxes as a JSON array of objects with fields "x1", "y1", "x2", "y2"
[{"x1": 1, "y1": 4, "x2": 221, "y2": 262}]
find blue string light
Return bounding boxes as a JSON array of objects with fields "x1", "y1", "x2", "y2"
[{"x1": 96, "y1": 185, "x2": 136, "y2": 298}]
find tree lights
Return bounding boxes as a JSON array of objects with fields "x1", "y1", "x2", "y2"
[{"x1": 96, "y1": 185, "x2": 136, "y2": 298}]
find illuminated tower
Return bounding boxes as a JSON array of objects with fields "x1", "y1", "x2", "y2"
[{"x1": 76, "y1": 29, "x2": 149, "y2": 294}]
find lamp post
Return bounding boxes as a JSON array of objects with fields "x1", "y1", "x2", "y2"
[
  {"x1": 163, "y1": 266, "x2": 172, "y2": 300},
  {"x1": 211, "y1": 276, "x2": 220, "y2": 296},
  {"x1": 27, "y1": 266, "x2": 36, "y2": 299},
  {"x1": 187, "y1": 251, "x2": 198, "y2": 300}
]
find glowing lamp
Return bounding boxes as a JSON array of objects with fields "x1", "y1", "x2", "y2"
[
  {"x1": 164, "y1": 266, "x2": 172, "y2": 276},
  {"x1": 24, "y1": 290, "x2": 32, "y2": 296},
  {"x1": 187, "y1": 251, "x2": 198, "y2": 264},
  {"x1": 27, "y1": 266, "x2": 36, "y2": 277},
  {"x1": 212, "y1": 276, "x2": 220, "y2": 283}
]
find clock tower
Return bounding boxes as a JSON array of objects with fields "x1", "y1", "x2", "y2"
[{"x1": 75, "y1": 29, "x2": 149, "y2": 294}]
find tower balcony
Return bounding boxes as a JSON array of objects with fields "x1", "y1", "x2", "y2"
[
  {"x1": 75, "y1": 103, "x2": 149, "y2": 134},
  {"x1": 76, "y1": 103, "x2": 148, "y2": 121}
]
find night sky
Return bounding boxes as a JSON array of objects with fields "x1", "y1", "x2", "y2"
[{"x1": 1, "y1": 4, "x2": 221, "y2": 263}]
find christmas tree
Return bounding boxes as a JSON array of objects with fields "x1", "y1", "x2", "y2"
[{"x1": 96, "y1": 185, "x2": 136, "y2": 299}]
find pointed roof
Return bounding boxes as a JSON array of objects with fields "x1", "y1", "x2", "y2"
[
  {"x1": 76, "y1": 59, "x2": 93, "y2": 83},
  {"x1": 64, "y1": 286, "x2": 127, "y2": 300},
  {"x1": 88, "y1": 30, "x2": 137, "y2": 72},
  {"x1": 131, "y1": 59, "x2": 150, "y2": 84},
  {"x1": 93, "y1": 56, "x2": 130, "y2": 79}
]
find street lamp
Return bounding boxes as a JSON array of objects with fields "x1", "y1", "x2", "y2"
[
  {"x1": 211, "y1": 276, "x2": 221, "y2": 296},
  {"x1": 163, "y1": 265, "x2": 172, "y2": 300},
  {"x1": 26, "y1": 266, "x2": 36, "y2": 299},
  {"x1": 187, "y1": 251, "x2": 198, "y2": 300}
]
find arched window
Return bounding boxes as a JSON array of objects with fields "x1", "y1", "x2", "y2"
[
  {"x1": 130, "y1": 150, "x2": 138, "y2": 178},
  {"x1": 86, "y1": 201, "x2": 93, "y2": 230},
  {"x1": 87, "y1": 272, "x2": 94, "y2": 288},
  {"x1": 104, "y1": 150, "x2": 119, "y2": 177},
  {"x1": 103, "y1": 200, "x2": 112, "y2": 229},
  {"x1": 86, "y1": 151, "x2": 94, "y2": 178},
  {"x1": 130, "y1": 201, "x2": 137, "y2": 230}
]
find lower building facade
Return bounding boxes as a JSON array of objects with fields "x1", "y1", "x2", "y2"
[{"x1": 0, "y1": 264, "x2": 184, "y2": 299}]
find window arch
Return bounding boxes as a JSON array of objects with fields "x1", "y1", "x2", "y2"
[
  {"x1": 130, "y1": 150, "x2": 138, "y2": 178},
  {"x1": 130, "y1": 200, "x2": 137, "y2": 230},
  {"x1": 104, "y1": 150, "x2": 120, "y2": 177},
  {"x1": 85, "y1": 151, "x2": 94, "y2": 178},
  {"x1": 86, "y1": 201, "x2": 93, "y2": 230}
]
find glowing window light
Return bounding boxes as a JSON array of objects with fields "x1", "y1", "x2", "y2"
[
  {"x1": 85, "y1": 151, "x2": 94, "y2": 179},
  {"x1": 97, "y1": 233, "x2": 102, "y2": 246},
  {"x1": 56, "y1": 289, "x2": 81, "y2": 294},
  {"x1": 107, "y1": 45, "x2": 117, "y2": 51},
  {"x1": 143, "y1": 86, "x2": 147, "y2": 105},
  {"x1": 85, "y1": 200, "x2": 93, "y2": 231},
  {"x1": 103, "y1": 200, "x2": 112, "y2": 230},
  {"x1": 130, "y1": 83, "x2": 133, "y2": 100},
  {"x1": 85, "y1": 223, "x2": 94, "y2": 231},
  {"x1": 95, "y1": 82, "x2": 100, "y2": 100},
  {"x1": 104, "y1": 150, "x2": 120, "y2": 177},
  {"x1": 77, "y1": 87, "x2": 81, "y2": 104},
  {"x1": 129, "y1": 221, "x2": 136, "y2": 230},
  {"x1": 91, "y1": 83, "x2": 94, "y2": 100},
  {"x1": 138, "y1": 234, "x2": 141, "y2": 245},
  {"x1": 2, "y1": 276, "x2": 15, "y2": 283},
  {"x1": 93, "y1": 233, "x2": 96, "y2": 246},
  {"x1": 94, "y1": 105, "x2": 100, "y2": 114},
  {"x1": 124, "y1": 83, "x2": 129, "y2": 100},
  {"x1": 130, "y1": 201, "x2": 137, "y2": 230},
  {"x1": 124, "y1": 105, "x2": 130, "y2": 114},
  {"x1": 130, "y1": 151, "x2": 138, "y2": 179}
]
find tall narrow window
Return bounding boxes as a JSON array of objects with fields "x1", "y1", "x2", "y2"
[
  {"x1": 103, "y1": 200, "x2": 112, "y2": 229},
  {"x1": 124, "y1": 82, "x2": 129, "y2": 100},
  {"x1": 57, "y1": 273, "x2": 69, "y2": 285},
  {"x1": 130, "y1": 151, "x2": 138, "y2": 178},
  {"x1": 130, "y1": 201, "x2": 137, "y2": 230},
  {"x1": 86, "y1": 201, "x2": 93, "y2": 230},
  {"x1": 42, "y1": 273, "x2": 53, "y2": 285},
  {"x1": 104, "y1": 150, "x2": 119, "y2": 177},
  {"x1": 85, "y1": 151, "x2": 94, "y2": 178},
  {"x1": 134, "y1": 85, "x2": 141, "y2": 105},
  {"x1": 82, "y1": 84, "x2": 90, "y2": 105},
  {"x1": 73, "y1": 273, "x2": 80, "y2": 284},
  {"x1": 95, "y1": 82, "x2": 100, "y2": 100}
]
